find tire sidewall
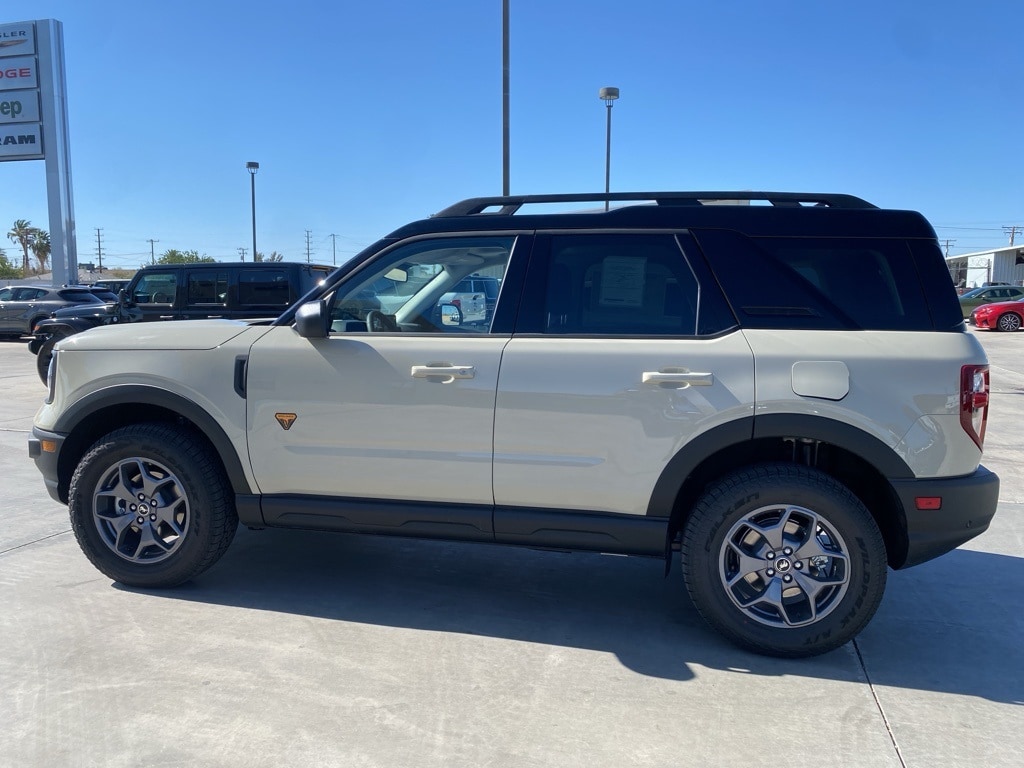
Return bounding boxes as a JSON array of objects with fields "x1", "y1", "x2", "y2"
[
  {"x1": 69, "y1": 425, "x2": 231, "y2": 588},
  {"x1": 684, "y1": 465, "x2": 887, "y2": 657}
]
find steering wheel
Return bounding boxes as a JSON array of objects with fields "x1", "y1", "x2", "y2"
[{"x1": 365, "y1": 309, "x2": 399, "y2": 333}]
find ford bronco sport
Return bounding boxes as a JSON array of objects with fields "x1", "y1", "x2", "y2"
[{"x1": 29, "y1": 191, "x2": 999, "y2": 657}]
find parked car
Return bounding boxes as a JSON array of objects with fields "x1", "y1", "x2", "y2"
[
  {"x1": 968, "y1": 297, "x2": 1024, "y2": 331},
  {"x1": 30, "y1": 191, "x2": 998, "y2": 659},
  {"x1": 91, "y1": 278, "x2": 131, "y2": 294},
  {"x1": 0, "y1": 285, "x2": 104, "y2": 337},
  {"x1": 437, "y1": 274, "x2": 501, "y2": 324},
  {"x1": 28, "y1": 261, "x2": 334, "y2": 382},
  {"x1": 958, "y1": 285, "x2": 1024, "y2": 317}
]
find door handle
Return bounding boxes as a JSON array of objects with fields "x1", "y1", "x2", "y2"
[
  {"x1": 411, "y1": 364, "x2": 476, "y2": 382},
  {"x1": 642, "y1": 370, "x2": 714, "y2": 388}
]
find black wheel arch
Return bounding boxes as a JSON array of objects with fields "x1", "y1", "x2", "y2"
[
  {"x1": 52, "y1": 385, "x2": 253, "y2": 503},
  {"x1": 649, "y1": 414, "x2": 912, "y2": 569}
]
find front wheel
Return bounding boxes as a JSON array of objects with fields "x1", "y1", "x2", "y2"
[
  {"x1": 68, "y1": 423, "x2": 238, "y2": 588},
  {"x1": 681, "y1": 463, "x2": 887, "y2": 657}
]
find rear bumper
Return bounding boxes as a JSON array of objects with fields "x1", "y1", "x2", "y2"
[{"x1": 891, "y1": 465, "x2": 999, "y2": 568}]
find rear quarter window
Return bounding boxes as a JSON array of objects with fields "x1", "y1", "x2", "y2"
[{"x1": 693, "y1": 230, "x2": 934, "y2": 331}]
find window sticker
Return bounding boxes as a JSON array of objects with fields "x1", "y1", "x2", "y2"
[{"x1": 599, "y1": 256, "x2": 646, "y2": 308}]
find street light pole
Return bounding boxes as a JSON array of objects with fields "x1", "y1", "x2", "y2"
[
  {"x1": 246, "y1": 161, "x2": 259, "y2": 262},
  {"x1": 599, "y1": 87, "x2": 619, "y2": 211}
]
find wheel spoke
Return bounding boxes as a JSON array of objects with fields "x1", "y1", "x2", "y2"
[
  {"x1": 748, "y1": 506, "x2": 795, "y2": 550},
  {"x1": 725, "y1": 540, "x2": 765, "y2": 586}
]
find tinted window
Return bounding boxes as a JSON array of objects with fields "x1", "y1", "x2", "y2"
[
  {"x1": 540, "y1": 233, "x2": 732, "y2": 336},
  {"x1": 188, "y1": 272, "x2": 228, "y2": 306},
  {"x1": 239, "y1": 270, "x2": 291, "y2": 306},
  {"x1": 693, "y1": 230, "x2": 932, "y2": 331}
]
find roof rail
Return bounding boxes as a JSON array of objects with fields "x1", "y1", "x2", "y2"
[{"x1": 433, "y1": 191, "x2": 877, "y2": 217}]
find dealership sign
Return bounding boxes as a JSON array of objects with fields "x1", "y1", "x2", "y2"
[
  {"x1": 0, "y1": 19, "x2": 78, "y2": 286},
  {"x1": 0, "y1": 23, "x2": 42, "y2": 159}
]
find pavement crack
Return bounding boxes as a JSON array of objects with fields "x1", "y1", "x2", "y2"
[
  {"x1": 853, "y1": 638, "x2": 907, "y2": 768},
  {"x1": 0, "y1": 529, "x2": 72, "y2": 556}
]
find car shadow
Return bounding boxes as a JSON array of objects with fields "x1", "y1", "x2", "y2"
[{"x1": 121, "y1": 527, "x2": 1023, "y2": 701}]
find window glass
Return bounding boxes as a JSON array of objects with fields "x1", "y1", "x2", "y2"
[
  {"x1": 188, "y1": 272, "x2": 228, "y2": 306},
  {"x1": 328, "y1": 236, "x2": 513, "y2": 334},
  {"x1": 239, "y1": 270, "x2": 291, "y2": 306},
  {"x1": 693, "y1": 230, "x2": 932, "y2": 331},
  {"x1": 132, "y1": 272, "x2": 177, "y2": 304},
  {"x1": 542, "y1": 234, "x2": 715, "y2": 336}
]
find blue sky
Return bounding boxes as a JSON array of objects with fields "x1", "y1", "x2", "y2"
[{"x1": 2, "y1": 0, "x2": 1022, "y2": 270}]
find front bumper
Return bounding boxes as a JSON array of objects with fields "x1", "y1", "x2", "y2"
[
  {"x1": 892, "y1": 465, "x2": 999, "y2": 568},
  {"x1": 28, "y1": 427, "x2": 66, "y2": 503}
]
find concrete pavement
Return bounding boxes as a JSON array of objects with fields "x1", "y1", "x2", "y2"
[{"x1": 0, "y1": 332, "x2": 1021, "y2": 767}]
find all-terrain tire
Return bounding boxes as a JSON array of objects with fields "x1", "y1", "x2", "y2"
[
  {"x1": 68, "y1": 422, "x2": 238, "y2": 588},
  {"x1": 681, "y1": 463, "x2": 887, "y2": 658}
]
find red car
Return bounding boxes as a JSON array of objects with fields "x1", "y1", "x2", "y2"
[{"x1": 970, "y1": 297, "x2": 1024, "y2": 331}]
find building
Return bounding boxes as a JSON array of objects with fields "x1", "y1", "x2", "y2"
[{"x1": 945, "y1": 245, "x2": 1024, "y2": 289}]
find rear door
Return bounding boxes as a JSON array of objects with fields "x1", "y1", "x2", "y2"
[{"x1": 493, "y1": 231, "x2": 754, "y2": 519}]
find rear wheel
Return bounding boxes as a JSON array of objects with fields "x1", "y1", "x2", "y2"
[
  {"x1": 681, "y1": 463, "x2": 887, "y2": 657},
  {"x1": 69, "y1": 423, "x2": 238, "y2": 588},
  {"x1": 996, "y1": 312, "x2": 1022, "y2": 332}
]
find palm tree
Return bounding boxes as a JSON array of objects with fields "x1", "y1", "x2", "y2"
[
  {"x1": 30, "y1": 229, "x2": 51, "y2": 274},
  {"x1": 8, "y1": 219, "x2": 35, "y2": 278}
]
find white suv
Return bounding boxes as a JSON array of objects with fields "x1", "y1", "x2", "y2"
[{"x1": 30, "y1": 192, "x2": 999, "y2": 657}]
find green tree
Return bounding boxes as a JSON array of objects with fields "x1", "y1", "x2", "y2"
[
  {"x1": 31, "y1": 228, "x2": 51, "y2": 273},
  {"x1": 7, "y1": 219, "x2": 36, "y2": 277},
  {"x1": 0, "y1": 249, "x2": 18, "y2": 279},
  {"x1": 157, "y1": 248, "x2": 216, "y2": 264},
  {"x1": 254, "y1": 250, "x2": 284, "y2": 262}
]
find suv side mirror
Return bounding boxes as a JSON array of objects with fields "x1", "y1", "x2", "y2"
[
  {"x1": 117, "y1": 288, "x2": 133, "y2": 306},
  {"x1": 295, "y1": 299, "x2": 330, "y2": 338}
]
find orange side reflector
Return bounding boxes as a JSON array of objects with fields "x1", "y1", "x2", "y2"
[
  {"x1": 915, "y1": 497, "x2": 942, "y2": 510},
  {"x1": 40, "y1": 440, "x2": 57, "y2": 453}
]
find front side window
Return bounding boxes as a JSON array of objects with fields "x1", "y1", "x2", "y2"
[
  {"x1": 328, "y1": 236, "x2": 514, "y2": 334},
  {"x1": 133, "y1": 272, "x2": 178, "y2": 304}
]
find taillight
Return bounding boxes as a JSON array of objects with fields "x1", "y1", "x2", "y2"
[{"x1": 960, "y1": 364, "x2": 990, "y2": 449}]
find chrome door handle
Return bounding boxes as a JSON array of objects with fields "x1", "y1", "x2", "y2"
[
  {"x1": 411, "y1": 364, "x2": 476, "y2": 382},
  {"x1": 642, "y1": 370, "x2": 714, "y2": 388}
]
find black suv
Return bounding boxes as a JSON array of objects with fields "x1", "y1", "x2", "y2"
[
  {"x1": 30, "y1": 192, "x2": 999, "y2": 657},
  {"x1": 28, "y1": 261, "x2": 332, "y2": 382}
]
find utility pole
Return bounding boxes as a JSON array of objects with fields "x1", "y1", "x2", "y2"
[
  {"x1": 329, "y1": 233, "x2": 337, "y2": 265},
  {"x1": 237, "y1": 247, "x2": 248, "y2": 261},
  {"x1": 147, "y1": 238, "x2": 159, "y2": 265},
  {"x1": 942, "y1": 239, "x2": 956, "y2": 257},
  {"x1": 1003, "y1": 226, "x2": 1022, "y2": 246},
  {"x1": 305, "y1": 230, "x2": 312, "y2": 263},
  {"x1": 94, "y1": 228, "x2": 104, "y2": 272}
]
